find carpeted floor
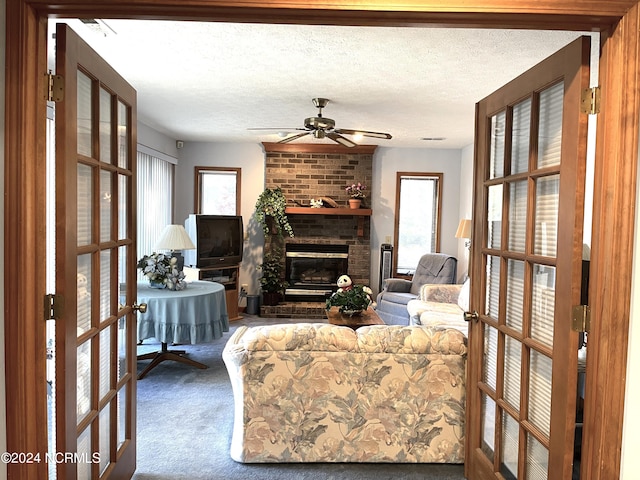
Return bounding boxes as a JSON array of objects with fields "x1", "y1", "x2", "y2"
[{"x1": 132, "y1": 315, "x2": 467, "y2": 480}]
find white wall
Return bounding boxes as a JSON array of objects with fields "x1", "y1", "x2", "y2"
[
  {"x1": 370, "y1": 147, "x2": 462, "y2": 294},
  {"x1": 457, "y1": 144, "x2": 474, "y2": 280},
  {"x1": 174, "y1": 142, "x2": 266, "y2": 297}
]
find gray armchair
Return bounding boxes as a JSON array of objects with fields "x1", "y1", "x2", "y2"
[{"x1": 375, "y1": 253, "x2": 457, "y2": 325}]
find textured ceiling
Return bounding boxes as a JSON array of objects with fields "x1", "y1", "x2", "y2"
[{"x1": 49, "y1": 19, "x2": 592, "y2": 149}]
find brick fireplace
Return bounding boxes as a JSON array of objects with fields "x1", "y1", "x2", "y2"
[{"x1": 260, "y1": 142, "x2": 375, "y2": 318}]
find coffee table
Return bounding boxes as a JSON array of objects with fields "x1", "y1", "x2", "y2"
[{"x1": 326, "y1": 306, "x2": 385, "y2": 329}]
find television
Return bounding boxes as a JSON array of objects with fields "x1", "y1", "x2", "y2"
[{"x1": 183, "y1": 214, "x2": 244, "y2": 269}]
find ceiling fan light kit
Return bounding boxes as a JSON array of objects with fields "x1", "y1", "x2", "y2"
[{"x1": 250, "y1": 98, "x2": 392, "y2": 148}]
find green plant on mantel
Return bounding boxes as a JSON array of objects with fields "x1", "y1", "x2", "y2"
[{"x1": 255, "y1": 187, "x2": 294, "y2": 237}]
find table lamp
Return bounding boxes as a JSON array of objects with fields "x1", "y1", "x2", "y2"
[
  {"x1": 154, "y1": 224, "x2": 196, "y2": 271},
  {"x1": 455, "y1": 218, "x2": 472, "y2": 249}
]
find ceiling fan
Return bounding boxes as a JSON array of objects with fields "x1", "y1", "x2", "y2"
[{"x1": 249, "y1": 98, "x2": 392, "y2": 147}]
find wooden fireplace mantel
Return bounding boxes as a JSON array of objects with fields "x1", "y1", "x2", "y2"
[{"x1": 284, "y1": 207, "x2": 372, "y2": 237}]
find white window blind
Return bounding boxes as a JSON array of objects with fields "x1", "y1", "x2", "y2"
[{"x1": 137, "y1": 151, "x2": 174, "y2": 263}]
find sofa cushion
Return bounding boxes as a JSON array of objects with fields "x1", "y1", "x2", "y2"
[
  {"x1": 356, "y1": 324, "x2": 467, "y2": 355},
  {"x1": 457, "y1": 278, "x2": 470, "y2": 312},
  {"x1": 379, "y1": 291, "x2": 417, "y2": 305},
  {"x1": 407, "y1": 297, "x2": 469, "y2": 337},
  {"x1": 230, "y1": 323, "x2": 358, "y2": 352}
]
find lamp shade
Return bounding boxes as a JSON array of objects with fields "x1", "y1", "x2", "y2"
[
  {"x1": 455, "y1": 219, "x2": 472, "y2": 239},
  {"x1": 154, "y1": 225, "x2": 196, "y2": 251}
]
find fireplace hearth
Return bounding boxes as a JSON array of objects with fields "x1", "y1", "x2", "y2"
[{"x1": 285, "y1": 243, "x2": 349, "y2": 301}]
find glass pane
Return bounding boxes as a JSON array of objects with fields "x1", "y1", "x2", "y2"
[
  {"x1": 77, "y1": 163, "x2": 93, "y2": 246},
  {"x1": 118, "y1": 385, "x2": 128, "y2": 450},
  {"x1": 526, "y1": 432, "x2": 549, "y2": 479},
  {"x1": 118, "y1": 245, "x2": 128, "y2": 312},
  {"x1": 118, "y1": 315, "x2": 128, "y2": 381},
  {"x1": 77, "y1": 70, "x2": 92, "y2": 157},
  {"x1": 506, "y1": 260, "x2": 525, "y2": 333},
  {"x1": 531, "y1": 265, "x2": 556, "y2": 348},
  {"x1": 485, "y1": 255, "x2": 501, "y2": 321},
  {"x1": 534, "y1": 175, "x2": 559, "y2": 257},
  {"x1": 200, "y1": 171, "x2": 237, "y2": 214},
  {"x1": 490, "y1": 110, "x2": 506, "y2": 179},
  {"x1": 500, "y1": 412, "x2": 520, "y2": 479},
  {"x1": 117, "y1": 101, "x2": 128, "y2": 169},
  {"x1": 118, "y1": 174, "x2": 128, "y2": 240},
  {"x1": 100, "y1": 169, "x2": 112, "y2": 242},
  {"x1": 509, "y1": 181, "x2": 527, "y2": 253},
  {"x1": 77, "y1": 254, "x2": 92, "y2": 335},
  {"x1": 99, "y1": 406, "x2": 111, "y2": 475},
  {"x1": 77, "y1": 340, "x2": 91, "y2": 423},
  {"x1": 511, "y1": 97, "x2": 531, "y2": 174},
  {"x1": 504, "y1": 336, "x2": 522, "y2": 411},
  {"x1": 481, "y1": 392, "x2": 496, "y2": 462},
  {"x1": 77, "y1": 425, "x2": 92, "y2": 480},
  {"x1": 529, "y1": 349, "x2": 552, "y2": 438},
  {"x1": 483, "y1": 323, "x2": 498, "y2": 390},
  {"x1": 100, "y1": 250, "x2": 111, "y2": 322},
  {"x1": 537, "y1": 82, "x2": 564, "y2": 169},
  {"x1": 487, "y1": 185, "x2": 503, "y2": 249},
  {"x1": 99, "y1": 87, "x2": 112, "y2": 163},
  {"x1": 99, "y1": 326, "x2": 111, "y2": 399},
  {"x1": 397, "y1": 176, "x2": 439, "y2": 272}
]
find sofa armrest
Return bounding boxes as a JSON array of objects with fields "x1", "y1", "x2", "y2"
[
  {"x1": 382, "y1": 278, "x2": 413, "y2": 292},
  {"x1": 419, "y1": 284, "x2": 462, "y2": 303}
]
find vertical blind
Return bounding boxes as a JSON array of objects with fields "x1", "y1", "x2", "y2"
[{"x1": 137, "y1": 151, "x2": 174, "y2": 265}]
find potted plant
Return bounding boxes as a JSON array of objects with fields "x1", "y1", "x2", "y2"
[
  {"x1": 325, "y1": 276, "x2": 374, "y2": 315},
  {"x1": 255, "y1": 187, "x2": 294, "y2": 237},
  {"x1": 258, "y1": 248, "x2": 288, "y2": 306},
  {"x1": 345, "y1": 182, "x2": 366, "y2": 209},
  {"x1": 137, "y1": 252, "x2": 187, "y2": 291}
]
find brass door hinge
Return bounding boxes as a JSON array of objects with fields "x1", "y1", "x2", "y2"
[
  {"x1": 581, "y1": 86, "x2": 600, "y2": 115},
  {"x1": 44, "y1": 294, "x2": 63, "y2": 320},
  {"x1": 571, "y1": 304, "x2": 591, "y2": 333},
  {"x1": 45, "y1": 72, "x2": 64, "y2": 102}
]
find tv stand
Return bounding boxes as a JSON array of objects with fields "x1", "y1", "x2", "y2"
[{"x1": 184, "y1": 265, "x2": 241, "y2": 321}]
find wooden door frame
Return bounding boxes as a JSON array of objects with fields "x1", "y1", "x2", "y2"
[{"x1": 5, "y1": 2, "x2": 639, "y2": 479}]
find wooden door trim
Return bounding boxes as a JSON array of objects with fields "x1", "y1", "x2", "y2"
[
  {"x1": 5, "y1": 2, "x2": 639, "y2": 479},
  {"x1": 581, "y1": 5, "x2": 640, "y2": 479}
]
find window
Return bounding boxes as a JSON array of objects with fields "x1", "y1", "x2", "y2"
[
  {"x1": 195, "y1": 167, "x2": 241, "y2": 215},
  {"x1": 393, "y1": 172, "x2": 443, "y2": 275},
  {"x1": 137, "y1": 151, "x2": 174, "y2": 261}
]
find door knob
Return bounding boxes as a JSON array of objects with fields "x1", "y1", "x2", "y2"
[
  {"x1": 463, "y1": 310, "x2": 479, "y2": 322},
  {"x1": 132, "y1": 303, "x2": 148, "y2": 314}
]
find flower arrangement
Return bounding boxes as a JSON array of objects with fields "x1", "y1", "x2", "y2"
[
  {"x1": 325, "y1": 275, "x2": 374, "y2": 314},
  {"x1": 345, "y1": 182, "x2": 367, "y2": 199},
  {"x1": 137, "y1": 252, "x2": 187, "y2": 291}
]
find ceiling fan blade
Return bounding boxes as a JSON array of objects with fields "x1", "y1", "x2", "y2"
[
  {"x1": 278, "y1": 131, "x2": 312, "y2": 144},
  {"x1": 326, "y1": 132, "x2": 357, "y2": 148},
  {"x1": 335, "y1": 128, "x2": 392, "y2": 139},
  {"x1": 247, "y1": 127, "x2": 305, "y2": 131}
]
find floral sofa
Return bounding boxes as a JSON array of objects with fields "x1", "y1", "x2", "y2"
[
  {"x1": 407, "y1": 280, "x2": 470, "y2": 337},
  {"x1": 222, "y1": 323, "x2": 467, "y2": 463}
]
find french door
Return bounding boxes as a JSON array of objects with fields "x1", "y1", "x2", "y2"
[
  {"x1": 54, "y1": 24, "x2": 138, "y2": 479},
  {"x1": 467, "y1": 36, "x2": 590, "y2": 479}
]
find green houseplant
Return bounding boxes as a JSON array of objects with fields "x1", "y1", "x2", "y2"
[
  {"x1": 258, "y1": 248, "x2": 289, "y2": 306},
  {"x1": 255, "y1": 187, "x2": 294, "y2": 237},
  {"x1": 325, "y1": 284, "x2": 374, "y2": 315}
]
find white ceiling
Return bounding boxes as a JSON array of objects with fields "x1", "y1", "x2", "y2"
[{"x1": 49, "y1": 19, "x2": 592, "y2": 149}]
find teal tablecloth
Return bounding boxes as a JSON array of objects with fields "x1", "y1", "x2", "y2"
[{"x1": 137, "y1": 281, "x2": 229, "y2": 344}]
